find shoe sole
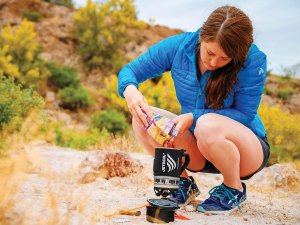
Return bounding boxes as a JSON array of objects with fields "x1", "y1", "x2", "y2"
[
  {"x1": 178, "y1": 190, "x2": 201, "y2": 208},
  {"x1": 199, "y1": 199, "x2": 247, "y2": 215}
]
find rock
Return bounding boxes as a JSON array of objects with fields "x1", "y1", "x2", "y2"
[
  {"x1": 184, "y1": 205, "x2": 195, "y2": 212},
  {"x1": 43, "y1": 110, "x2": 73, "y2": 126},
  {"x1": 45, "y1": 91, "x2": 56, "y2": 103},
  {"x1": 262, "y1": 94, "x2": 277, "y2": 106},
  {"x1": 249, "y1": 163, "x2": 300, "y2": 191},
  {"x1": 78, "y1": 151, "x2": 143, "y2": 183},
  {"x1": 243, "y1": 215, "x2": 249, "y2": 221},
  {"x1": 288, "y1": 93, "x2": 300, "y2": 113}
]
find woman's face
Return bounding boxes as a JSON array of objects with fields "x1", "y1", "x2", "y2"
[{"x1": 200, "y1": 41, "x2": 232, "y2": 71}]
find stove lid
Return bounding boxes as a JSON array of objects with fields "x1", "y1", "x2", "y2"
[{"x1": 147, "y1": 198, "x2": 179, "y2": 210}]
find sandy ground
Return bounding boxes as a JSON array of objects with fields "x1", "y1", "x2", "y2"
[{"x1": 9, "y1": 142, "x2": 300, "y2": 225}]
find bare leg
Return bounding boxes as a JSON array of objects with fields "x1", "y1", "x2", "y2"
[{"x1": 194, "y1": 113, "x2": 264, "y2": 190}]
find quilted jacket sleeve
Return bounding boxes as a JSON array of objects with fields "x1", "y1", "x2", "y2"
[
  {"x1": 118, "y1": 33, "x2": 186, "y2": 98},
  {"x1": 192, "y1": 50, "x2": 267, "y2": 129}
]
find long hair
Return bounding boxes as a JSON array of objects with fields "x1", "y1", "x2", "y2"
[{"x1": 199, "y1": 5, "x2": 253, "y2": 110}]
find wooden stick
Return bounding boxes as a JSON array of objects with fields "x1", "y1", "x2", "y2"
[{"x1": 104, "y1": 203, "x2": 150, "y2": 217}]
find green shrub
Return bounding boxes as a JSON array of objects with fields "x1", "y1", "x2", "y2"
[
  {"x1": 0, "y1": 75, "x2": 44, "y2": 131},
  {"x1": 46, "y1": 63, "x2": 79, "y2": 89},
  {"x1": 55, "y1": 128, "x2": 100, "y2": 150},
  {"x1": 22, "y1": 11, "x2": 42, "y2": 22},
  {"x1": 43, "y1": 0, "x2": 74, "y2": 8},
  {"x1": 92, "y1": 109, "x2": 129, "y2": 135},
  {"x1": 277, "y1": 87, "x2": 294, "y2": 100},
  {"x1": 0, "y1": 104, "x2": 13, "y2": 129},
  {"x1": 264, "y1": 87, "x2": 272, "y2": 96},
  {"x1": 58, "y1": 86, "x2": 93, "y2": 110},
  {"x1": 0, "y1": 75, "x2": 44, "y2": 155},
  {"x1": 73, "y1": 0, "x2": 145, "y2": 72}
]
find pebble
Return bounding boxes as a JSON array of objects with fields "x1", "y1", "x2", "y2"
[
  {"x1": 243, "y1": 216, "x2": 249, "y2": 221},
  {"x1": 113, "y1": 218, "x2": 130, "y2": 223},
  {"x1": 184, "y1": 205, "x2": 195, "y2": 212}
]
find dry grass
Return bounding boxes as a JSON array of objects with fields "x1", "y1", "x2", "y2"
[
  {"x1": 0, "y1": 154, "x2": 28, "y2": 224},
  {"x1": 97, "y1": 134, "x2": 144, "y2": 152},
  {"x1": 0, "y1": 149, "x2": 95, "y2": 225}
]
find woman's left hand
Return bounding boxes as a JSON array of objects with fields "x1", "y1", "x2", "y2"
[{"x1": 172, "y1": 113, "x2": 194, "y2": 134}]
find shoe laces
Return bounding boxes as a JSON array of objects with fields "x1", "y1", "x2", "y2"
[
  {"x1": 208, "y1": 184, "x2": 241, "y2": 209},
  {"x1": 171, "y1": 179, "x2": 190, "y2": 201}
]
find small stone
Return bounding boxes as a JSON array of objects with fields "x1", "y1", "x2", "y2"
[
  {"x1": 184, "y1": 205, "x2": 195, "y2": 212},
  {"x1": 113, "y1": 218, "x2": 130, "y2": 223},
  {"x1": 45, "y1": 91, "x2": 56, "y2": 102},
  {"x1": 243, "y1": 216, "x2": 249, "y2": 221}
]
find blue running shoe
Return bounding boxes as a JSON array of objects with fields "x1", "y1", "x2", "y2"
[
  {"x1": 169, "y1": 176, "x2": 200, "y2": 207},
  {"x1": 197, "y1": 182, "x2": 247, "y2": 214}
]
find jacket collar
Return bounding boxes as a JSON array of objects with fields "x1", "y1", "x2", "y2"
[{"x1": 183, "y1": 28, "x2": 201, "y2": 63}]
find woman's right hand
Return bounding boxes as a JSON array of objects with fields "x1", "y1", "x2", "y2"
[{"x1": 123, "y1": 85, "x2": 154, "y2": 127}]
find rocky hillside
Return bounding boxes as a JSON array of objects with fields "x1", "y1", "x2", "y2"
[
  {"x1": 0, "y1": 0, "x2": 181, "y2": 70},
  {"x1": 0, "y1": 0, "x2": 299, "y2": 114}
]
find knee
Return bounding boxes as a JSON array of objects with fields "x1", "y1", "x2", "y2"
[{"x1": 194, "y1": 113, "x2": 222, "y2": 147}]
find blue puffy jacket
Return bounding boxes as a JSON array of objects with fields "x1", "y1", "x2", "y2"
[{"x1": 118, "y1": 29, "x2": 267, "y2": 138}]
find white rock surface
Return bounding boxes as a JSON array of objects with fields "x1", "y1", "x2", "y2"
[{"x1": 5, "y1": 142, "x2": 300, "y2": 225}]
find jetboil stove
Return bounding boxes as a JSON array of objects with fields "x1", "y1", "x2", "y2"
[
  {"x1": 146, "y1": 147, "x2": 190, "y2": 223},
  {"x1": 142, "y1": 110, "x2": 190, "y2": 223}
]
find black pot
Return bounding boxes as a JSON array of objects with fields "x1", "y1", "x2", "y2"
[{"x1": 146, "y1": 198, "x2": 178, "y2": 223}]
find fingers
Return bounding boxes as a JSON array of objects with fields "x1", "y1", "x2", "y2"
[
  {"x1": 135, "y1": 105, "x2": 150, "y2": 126},
  {"x1": 172, "y1": 116, "x2": 183, "y2": 134},
  {"x1": 124, "y1": 88, "x2": 154, "y2": 127},
  {"x1": 130, "y1": 103, "x2": 152, "y2": 127},
  {"x1": 172, "y1": 116, "x2": 179, "y2": 124},
  {"x1": 141, "y1": 97, "x2": 154, "y2": 121},
  {"x1": 174, "y1": 124, "x2": 183, "y2": 134},
  {"x1": 131, "y1": 108, "x2": 145, "y2": 127}
]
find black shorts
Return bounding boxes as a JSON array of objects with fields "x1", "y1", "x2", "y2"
[{"x1": 187, "y1": 136, "x2": 271, "y2": 180}]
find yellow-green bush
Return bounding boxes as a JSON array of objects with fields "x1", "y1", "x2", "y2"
[
  {"x1": 0, "y1": 43, "x2": 21, "y2": 79},
  {"x1": 0, "y1": 75, "x2": 44, "y2": 154},
  {"x1": 258, "y1": 103, "x2": 300, "y2": 164},
  {"x1": 0, "y1": 20, "x2": 49, "y2": 93},
  {"x1": 73, "y1": 0, "x2": 145, "y2": 72}
]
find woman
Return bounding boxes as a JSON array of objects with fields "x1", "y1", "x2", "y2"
[{"x1": 118, "y1": 5, "x2": 270, "y2": 214}]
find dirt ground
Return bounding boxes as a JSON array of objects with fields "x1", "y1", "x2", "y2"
[{"x1": 8, "y1": 142, "x2": 300, "y2": 225}]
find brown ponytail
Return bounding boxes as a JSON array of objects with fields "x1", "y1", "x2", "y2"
[{"x1": 199, "y1": 5, "x2": 253, "y2": 110}]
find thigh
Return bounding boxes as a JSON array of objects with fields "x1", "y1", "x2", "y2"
[{"x1": 196, "y1": 113, "x2": 264, "y2": 178}]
